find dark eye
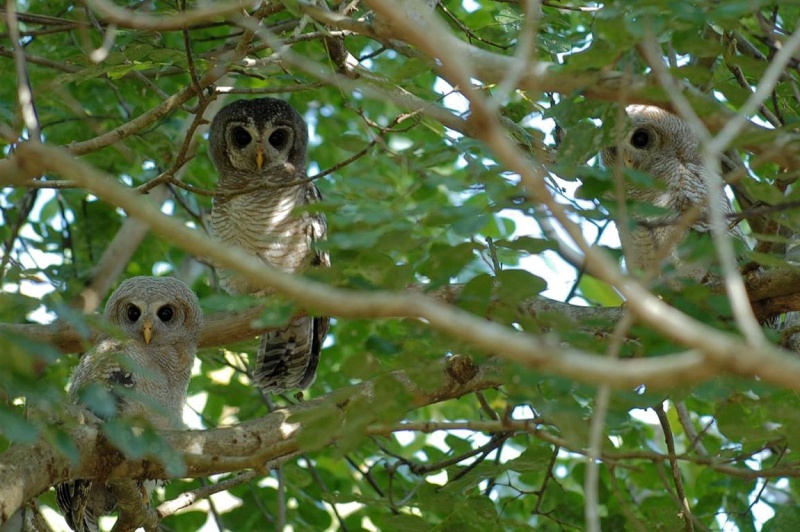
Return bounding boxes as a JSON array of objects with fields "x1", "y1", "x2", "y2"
[
  {"x1": 157, "y1": 305, "x2": 174, "y2": 323},
  {"x1": 268, "y1": 129, "x2": 288, "y2": 149},
  {"x1": 231, "y1": 127, "x2": 252, "y2": 149},
  {"x1": 126, "y1": 304, "x2": 141, "y2": 322},
  {"x1": 630, "y1": 128, "x2": 651, "y2": 149}
]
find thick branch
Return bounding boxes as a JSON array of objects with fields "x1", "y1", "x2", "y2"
[
  {"x1": 341, "y1": 1, "x2": 800, "y2": 171},
  {"x1": 0, "y1": 303, "x2": 283, "y2": 354},
  {"x1": 0, "y1": 358, "x2": 499, "y2": 522},
  {"x1": 1, "y1": 141, "x2": 798, "y2": 393},
  {"x1": 743, "y1": 266, "x2": 800, "y2": 302},
  {"x1": 0, "y1": 291, "x2": 622, "y2": 354},
  {"x1": 4, "y1": 266, "x2": 799, "y2": 354}
]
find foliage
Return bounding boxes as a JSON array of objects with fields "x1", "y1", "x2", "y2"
[{"x1": 1, "y1": 1, "x2": 800, "y2": 531}]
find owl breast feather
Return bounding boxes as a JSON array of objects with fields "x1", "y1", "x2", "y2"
[{"x1": 211, "y1": 185, "x2": 321, "y2": 295}]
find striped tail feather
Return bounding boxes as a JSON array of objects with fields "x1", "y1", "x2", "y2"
[{"x1": 254, "y1": 315, "x2": 328, "y2": 393}]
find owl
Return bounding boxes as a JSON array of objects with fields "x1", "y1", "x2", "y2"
[
  {"x1": 55, "y1": 276, "x2": 203, "y2": 532},
  {"x1": 601, "y1": 105, "x2": 741, "y2": 281},
  {"x1": 208, "y1": 98, "x2": 330, "y2": 394}
]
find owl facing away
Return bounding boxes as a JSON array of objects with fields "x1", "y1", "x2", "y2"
[
  {"x1": 601, "y1": 105, "x2": 742, "y2": 281},
  {"x1": 55, "y1": 276, "x2": 203, "y2": 532},
  {"x1": 208, "y1": 98, "x2": 330, "y2": 394}
]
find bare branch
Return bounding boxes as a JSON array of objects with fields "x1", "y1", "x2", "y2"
[
  {"x1": 654, "y1": 405, "x2": 695, "y2": 532},
  {"x1": 6, "y1": 0, "x2": 41, "y2": 140},
  {"x1": 0, "y1": 285, "x2": 623, "y2": 354},
  {"x1": 84, "y1": 0, "x2": 267, "y2": 31},
  {"x1": 0, "y1": 140, "x2": 790, "y2": 393},
  {"x1": 156, "y1": 472, "x2": 257, "y2": 519},
  {"x1": 0, "y1": 359, "x2": 499, "y2": 521}
]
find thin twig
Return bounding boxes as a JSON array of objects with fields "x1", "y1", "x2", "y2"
[
  {"x1": 654, "y1": 404, "x2": 695, "y2": 532},
  {"x1": 640, "y1": 30, "x2": 765, "y2": 344},
  {"x1": 585, "y1": 312, "x2": 634, "y2": 532}
]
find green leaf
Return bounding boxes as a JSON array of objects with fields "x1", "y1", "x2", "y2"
[
  {"x1": 763, "y1": 506, "x2": 800, "y2": 532},
  {"x1": 336, "y1": 132, "x2": 366, "y2": 153},
  {"x1": 255, "y1": 300, "x2": 297, "y2": 327},
  {"x1": 495, "y1": 269, "x2": 547, "y2": 302},
  {"x1": 281, "y1": 0, "x2": 301, "y2": 16},
  {"x1": 493, "y1": 236, "x2": 554, "y2": 254},
  {"x1": 373, "y1": 514, "x2": 429, "y2": 532},
  {"x1": 48, "y1": 426, "x2": 81, "y2": 465},
  {"x1": 163, "y1": 511, "x2": 209, "y2": 532},
  {"x1": 579, "y1": 274, "x2": 623, "y2": 306},
  {"x1": 506, "y1": 446, "x2": 555, "y2": 474},
  {"x1": 77, "y1": 384, "x2": 118, "y2": 419},
  {"x1": 0, "y1": 408, "x2": 39, "y2": 443},
  {"x1": 418, "y1": 242, "x2": 477, "y2": 287},
  {"x1": 457, "y1": 272, "x2": 493, "y2": 315}
]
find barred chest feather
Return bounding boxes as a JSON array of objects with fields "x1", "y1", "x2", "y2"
[{"x1": 211, "y1": 184, "x2": 324, "y2": 295}]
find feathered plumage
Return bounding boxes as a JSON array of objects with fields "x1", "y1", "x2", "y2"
[
  {"x1": 602, "y1": 105, "x2": 742, "y2": 281},
  {"x1": 55, "y1": 276, "x2": 202, "y2": 532},
  {"x1": 209, "y1": 98, "x2": 329, "y2": 393}
]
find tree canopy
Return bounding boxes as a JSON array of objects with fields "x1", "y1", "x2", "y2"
[{"x1": 3, "y1": 1, "x2": 800, "y2": 530}]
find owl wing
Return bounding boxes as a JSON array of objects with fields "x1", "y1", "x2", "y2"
[
  {"x1": 56, "y1": 342, "x2": 139, "y2": 531},
  {"x1": 305, "y1": 182, "x2": 330, "y2": 266},
  {"x1": 68, "y1": 341, "x2": 137, "y2": 418},
  {"x1": 55, "y1": 480, "x2": 95, "y2": 532},
  {"x1": 304, "y1": 182, "x2": 330, "y2": 388},
  {"x1": 682, "y1": 163, "x2": 744, "y2": 240},
  {"x1": 253, "y1": 183, "x2": 329, "y2": 393}
]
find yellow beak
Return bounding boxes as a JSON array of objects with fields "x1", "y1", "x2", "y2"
[
  {"x1": 143, "y1": 318, "x2": 153, "y2": 345},
  {"x1": 255, "y1": 147, "x2": 264, "y2": 170}
]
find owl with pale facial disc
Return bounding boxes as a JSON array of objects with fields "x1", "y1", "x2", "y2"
[
  {"x1": 602, "y1": 105, "x2": 742, "y2": 281},
  {"x1": 55, "y1": 276, "x2": 203, "y2": 532},
  {"x1": 208, "y1": 98, "x2": 330, "y2": 394}
]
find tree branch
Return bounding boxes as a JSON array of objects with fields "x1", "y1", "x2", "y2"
[
  {"x1": 84, "y1": 0, "x2": 265, "y2": 31},
  {"x1": 1, "y1": 283, "x2": 626, "y2": 353},
  {"x1": 349, "y1": 0, "x2": 800, "y2": 170},
  {"x1": 0, "y1": 358, "x2": 499, "y2": 523},
  {"x1": 2, "y1": 141, "x2": 800, "y2": 393},
  {"x1": 4, "y1": 260, "x2": 799, "y2": 355},
  {"x1": 360, "y1": 0, "x2": 800, "y2": 377}
]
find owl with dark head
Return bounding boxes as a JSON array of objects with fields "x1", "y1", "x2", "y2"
[
  {"x1": 208, "y1": 98, "x2": 330, "y2": 394},
  {"x1": 602, "y1": 105, "x2": 741, "y2": 281},
  {"x1": 56, "y1": 276, "x2": 203, "y2": 532}
]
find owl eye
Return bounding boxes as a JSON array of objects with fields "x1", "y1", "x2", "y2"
[
  {"x1": 231, "y1": 127, "x2": 252, "y2": 148},
  {"x1": 269, "y1": 129, "x2": 289, "y2": 149},
  {"x1": 157, "y1": 305, "x2": 174, "y2": 323},
  {"x1": 126, "y1": 304, "x2": 141, "y2": 322},
  {"x1": 630, "y1": 128, "x2": 651, "y2": 149}
]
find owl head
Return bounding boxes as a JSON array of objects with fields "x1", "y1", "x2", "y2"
[
  {"x1": 104, "y1": 276, "x2": 203, "y2": 349},
  {"x1": 602, "y1": 105, "x2": 702, "y2": 186},
  {"x1": 208, "y1": 98, "x2": 309, "y2": 186}
]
